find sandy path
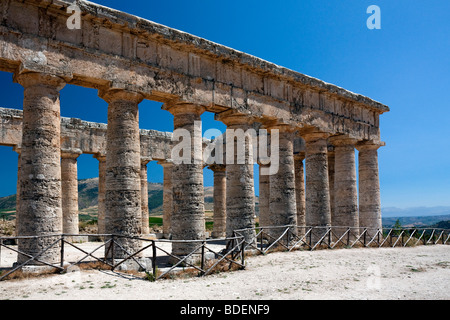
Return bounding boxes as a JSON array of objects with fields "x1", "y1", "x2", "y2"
[{"x1": 0, "y1": 245, "x2": 449, "y2": 300}]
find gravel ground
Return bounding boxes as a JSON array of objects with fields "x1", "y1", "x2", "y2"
[{"x1": 0, "y1": 244, "x2": 449, "y2": 300}]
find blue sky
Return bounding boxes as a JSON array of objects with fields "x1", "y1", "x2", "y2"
[{"x1": 0, "y1": 0, "x2": 449, "y2": 209}]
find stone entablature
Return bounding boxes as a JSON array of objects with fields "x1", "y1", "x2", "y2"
[{"x1": 0, "y1": 0, "x2": 388, "y2": 143}]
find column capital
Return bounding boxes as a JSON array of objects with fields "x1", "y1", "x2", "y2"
[
  {"x1": 215, "y1": 109, "x2": 255, "y2": 127},
  {"x1": 61, "y1": 148, "x2": 82, "y2": 159},
  {"x1": 141, "y1": 157, "x2": 153, "y2": 166},
  {"x1": 329, "y1": 135, "x2": 358, "y2": 147},
  {"x1": 98, "y1": 88, "x2": 144, "y2": 104},
  {"x1": 208, "y1": 164, "x2": 226, "y2": 172},
  {"x1": 14, "y1": 72, "x2": 66, "y2": 90},
  {"x1": 162, "y1": 102, "x2": 205, "y2": 117},
  {"x1": 13, "y1": 145, "x2": 21, "y2": 154},
  {"x1": 94, "y1": 153, "x2": 107, "y2": 162},
  {"x1": 261, "y1": 120, "x2": 297, "y2": 134},
  {"x1": 294, "y1": 152, "x2": 306, "y2": 161},
  {"x1": 356, "y1": 140, "x2": 386, "y2": 152},
  {"x1": 300, "y1": 128, "x2": 331, "y2": 142},
  {"x1": 158, "y1": 159, "x2": 174, "y2": 167}
]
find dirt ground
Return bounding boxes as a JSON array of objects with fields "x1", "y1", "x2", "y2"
[{"x1": 0, "y1": 244, "x2": 449, "y2": 300}]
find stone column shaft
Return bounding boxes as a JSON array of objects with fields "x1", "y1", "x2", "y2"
[
  {"x1": 61, "y1": 152, "x2": 81, "y2": 236},
  {"x1": 303, "y1": 131, "x2": 332, "y2": 241},
  {"x1": 94, "y1": 154, "x2": 106, "y2": 235},
  {"x1": 357, "y1": 141, "x2": 383, "y2": 238},
  {"x1": 209, "y1": 165, "x2": 226, "y2": 238},
  {"x1": 101, "y1": 89, "x2": 143, "y2": 258},
  {"x1": 294, "y1": 153, "x2": 306, "y2": 236},
  {"x1": 140, "y1": 159, "x2": 151, "y2": 235},
  {"x1": 14, "y1": 149, "x2": 21, "y2": 236},
  {"x1": 330, "y1": 137, "x2": 359, "y2": 239},
  {"x1": 258, "y1": 163, "x2": 270, "y2": 228},
  {"x1": 163, "y1": 103, "x2": 206, "y2": 261},
  {"x1": 217, "y1": 113, "x2": 256, "y2": 244},
  {"x1": 159, "y1": 161, "x2": 174, "y2": 239},
  {"x1": 15, "y1": 72, "x2": 65, "y2": 264},
  {"x1": 268, "y1": 126, "x2": 297, "y2": 241}
]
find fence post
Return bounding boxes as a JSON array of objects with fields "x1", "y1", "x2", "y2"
[
  {"x1": 260, "y1": 229, "x2": 264, "y2": 251},
  {"x1": 241, "y1": 238, "x2": 245, "y2": 268},
  {"x1": 60, "y1": 235, "x2": 65, "y2": 269},
  {"x1": 111, "y1": 235, "x2": 115, "y2": 269},
  {"x1": 152, "y1": 240, "x2": 157, "y2": 279},
  {"x1": 200, "y1": 241, "x2": 205, "y2": 274}
]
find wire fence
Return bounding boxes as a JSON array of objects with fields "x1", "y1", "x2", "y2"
[
  {"x1": 0, "y1": 225, "x2": 448, "y2": 282},
  {"x1": 233, "y1": 225, "x2": 450, "y2": 254},
  {"x1": 0, "y1": 233, "x2": 245, "y2": 282}
]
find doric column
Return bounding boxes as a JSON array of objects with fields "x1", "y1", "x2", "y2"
[
  {"x1": 356, "y1": 140, "x2": 384, "y2": 238},
  {"x1": 13, "y1": 146, "x2": 21, "y2": 236},
  {"x1": 258, "y1": 162, "x2": 270, "y2": 228},
  {"x1": 163, "y1": 103, "x2": 206, "y2": 261},
  {"x1": 61, "y1": 150, "x2": 82, "y2": 236},
  {"x1": 302, "y1": 130, "x2": 332, "y2": 241},
  {"x1": 208, "y1": 164, "x2": 227, "y2": 238},
  {"x1": 216, "y1": 112, "x2": 256, "y2": 244},
  {"x1": 94, "y1": 154, "x2": 107, "y2": 235},
  {"x1": 14, "y1": 72, "x2": 65, "y2": 264},
  {"x1": 327, "y1": 146, "x2": 335, "y2": 221},
  {"x1": 266, "y1": 124, "x2": 297, "y2": 241},
  {"x1": 158, "y1": 160, "x2": 174, "y2": 239},
  {"x1": 99, "y1": 88, "x2": 144, "y2": 258},
  {"x1": 329, "y1": 136, "x2": 359, "y2": 239},
  {"x1": 294, "y1": 152, "x2": 306, "y2": 236},
  {"x1": 140, "y1": 158, "x2": 151, "y2": 235}
]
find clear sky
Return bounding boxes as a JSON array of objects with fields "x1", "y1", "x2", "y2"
[{"x1": 0, "y1": 0, "x2": 449, "y2": 209}]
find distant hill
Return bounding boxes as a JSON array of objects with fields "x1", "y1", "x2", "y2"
[
  {"x1": 0, "y1": 178, "x2": 217, "y2": 217},
  {"x1": 382, "y1": 206, "x2": 450, "y2": 218},
  {"x1": 382, "y1": 214, "x2": 450, "y2": 228},
  {"x1": 381, "y1": 206, "x2": 450, "y2": 228}
]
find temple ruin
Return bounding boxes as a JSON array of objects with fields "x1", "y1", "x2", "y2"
[{"x1": 0, "y1": 0, "x2": 389, "y2": 265}]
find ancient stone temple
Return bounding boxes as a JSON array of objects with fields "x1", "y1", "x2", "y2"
[{"x1": 0, "y1": 0, "x2": 389, "y2": 264}]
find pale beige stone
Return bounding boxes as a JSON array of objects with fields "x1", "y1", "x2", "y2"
[
  {"x1": 158, "y1": 160, "x2": 174, "y2": 239},
  {"x1": 100, "y1": 88, "x2": 144, "y2": 258},
  {"x1": 266, "y1": 124, "x2": 297, "y2": 242},
  {"x1": 61, "y1": 151, "x2": 81, "y2": 236},
  {"x1": 294, "y1": 153, "x2": 306, "y2": 236},
  {"x1": 356, "y1": 140, "x2": 384, "y2": 238},
  {"x1": 216, "y1": 112, "x2": 256, "y2": 245},
  {"x1": 140, "y1": 159, "x2": 151, "y2": 235},
  {"x1": 15, "y1": 72, "x2": 65, "y2": 265},
  {"x1": 209, "y1": 164, "x2": 227, "y2": 238},
  {"x1": 163, "y1": 103, "x2": 206, "y2": 262},
  {"x1": 302, "y1": 130, "x2": 332, "y2": 242},
  {"x1": 329, "y1": 136, "x2": 359, "y2": 239}
]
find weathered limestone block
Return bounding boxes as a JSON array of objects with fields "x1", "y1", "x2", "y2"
[
  {"x1": 356, "y1": 140, "x2": 384, "y2": 238},
  {"x1": 267, "y1": 125, "x2": 297, "y2": 242},
  {"x1": 209, "y1": 164, "x2": 227, "y2": 238},
  {"x1": 100, "y1": 88, "x2": 144, "y2": 258},
  {"x1": 303, "y1": 130, "x2": 332, "y2": 242},
  {"x1": 163, "y1": 103, "x2": 206, "y2": 262},
  {"x1": 61, "y1": 150, "x2": 82, "y2": 236},
  {"x1": 15, "y1": 72, "x2": 65, "y2": 265},
  {"x1": 329, "y1": 136, "x2": 359, "y2": 239}
]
